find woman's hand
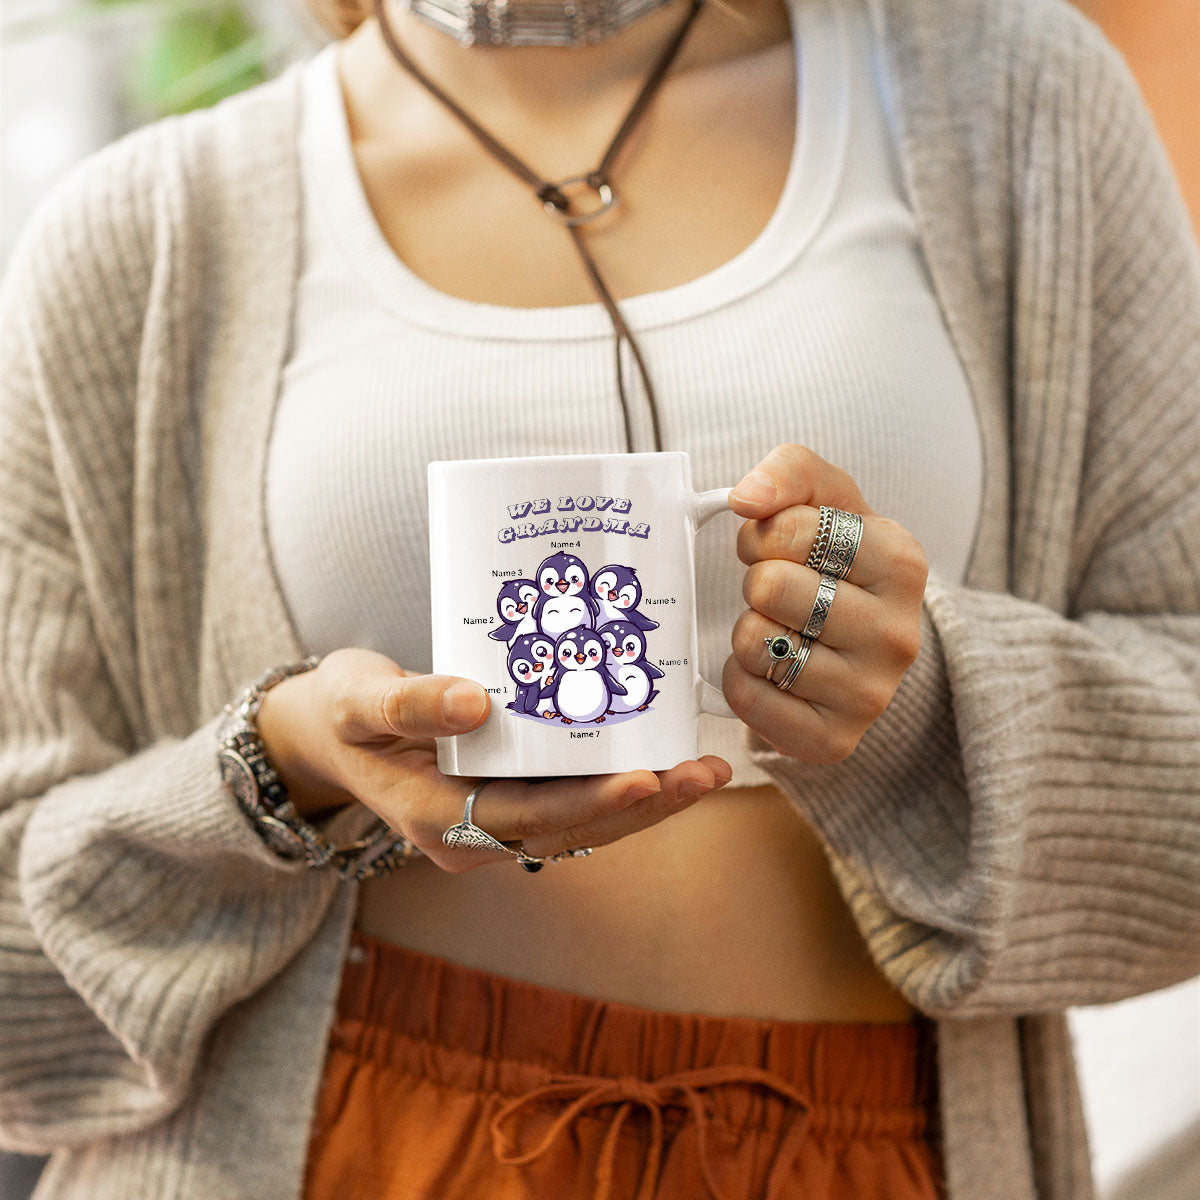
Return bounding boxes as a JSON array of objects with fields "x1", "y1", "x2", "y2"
[
  {"x1": 257, "y1": 648, "x2": 732, "y2": 871},
  {"x1": 724, "y1": 444, "x2": 928, "y2": 764}
]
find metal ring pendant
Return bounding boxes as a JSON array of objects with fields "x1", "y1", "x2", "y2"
[{"x1": 542, "y1": 175, "x2": 619, "y2": 227}]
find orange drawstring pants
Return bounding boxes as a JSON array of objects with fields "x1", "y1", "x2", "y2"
[{"x1": 303, "y1": 930, "x2": 945, "y2": 1200}]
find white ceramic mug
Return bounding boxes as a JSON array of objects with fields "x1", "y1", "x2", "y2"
[{"x1": 429, "y1": 451, "x2": 737, "y2": 777}]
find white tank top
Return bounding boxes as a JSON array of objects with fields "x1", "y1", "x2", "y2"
[{"x1": 267, "y1": 0, "x2": 983, "y2": 785}]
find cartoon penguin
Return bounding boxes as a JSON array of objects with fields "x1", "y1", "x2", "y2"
[
  {"x1": 599, "y1": 620, "x2": 663, "y2": 713},
  {"x1": 505, "y1": 633, "x2": 556, "y2": 715},
  {"x1": 590, "y1": 564, "x2": 659, "y2": 631},
  {"x1": 541, "y1": 628, "x2": 627, "y2": 724},
  {"x1": 532, "y1": 552, "x2": 598, "y2": 638},
  {"x1": 488, "y1": 579, "x2": 540, "y2": 644}
]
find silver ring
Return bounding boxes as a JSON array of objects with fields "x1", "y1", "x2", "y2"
[
  {"x1": 763, "y1": 630, "x2": 802, "y2": 681},
  {"x1": 806, "y1": 507, "x2": 863, "y2": 581},
  {"x1": 517, "y1": 845, "x2": 594, "y2": 873},
  {"x1": 542, "y1": 175, "x2": 618, "y2": 227},
  {"x1": 800, "y1": 573, "x2": 838, "y2": 640},
  {"x1": 824, "y1": 509, "x2": 863, "y2": 580},
  {"x1": 775, "y1": 635, "x2": 814, "y2": 693},
  {"x1": 442, "y1": 780, "x2": 515, "y2": 854},
  {"x1": 805, "y1": 505, "x2": 835, "y2": 571}
]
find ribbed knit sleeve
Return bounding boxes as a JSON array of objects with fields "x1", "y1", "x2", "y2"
[
  {"x1": 753, "y1": 4, "x2": 1200, "y2": 1018},
  {"x1": 0, "y1": 123, "x2": 338, "y2": 1152}
]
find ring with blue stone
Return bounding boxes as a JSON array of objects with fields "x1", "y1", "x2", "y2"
[{"x1": 764, "y1": 630, "x2": 801, "y2": 681}]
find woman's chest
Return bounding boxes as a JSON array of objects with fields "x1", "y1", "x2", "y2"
[
  {"x1": 269, "y1": 273, "x2": 982, "y2": 677},
  {"x1": 348, "y1": 46, "x2": 797, "y2": 308}
]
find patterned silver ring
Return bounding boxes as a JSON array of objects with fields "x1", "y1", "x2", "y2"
[
  {"x1": 805, "y1": 505, "x2": 835, "y2": 571},
  {"x1": 775, "y1": 635, "x2": 815, "y2": 693},
  {"x1": 800, "y1": 573, "x2": 839, "y2": 641},
  {"x1": 806, "y1": 506, "x2": 864, "y2": 581},
  {"x1": 442, "y1": 780, "x2": 515, "y2": 855},
  {"x1": 764, "y1": 630, "x2": 801, "y2": 681}
]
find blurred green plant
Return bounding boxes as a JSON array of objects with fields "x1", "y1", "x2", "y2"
[
  {"x1": 122, "y1": 1, "x2": 272, "y2": 115},
  {"x1": 5, "y1": 0, "x2": 285, "y2": 119}
]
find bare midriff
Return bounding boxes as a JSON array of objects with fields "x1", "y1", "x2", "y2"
[{"x1": 355, "y1": 782, "x2": 915, "y2": 1023}]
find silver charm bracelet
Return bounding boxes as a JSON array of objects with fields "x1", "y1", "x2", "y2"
[{"x1": 216, "y1": 657, "x2": 419, "y2": 880}]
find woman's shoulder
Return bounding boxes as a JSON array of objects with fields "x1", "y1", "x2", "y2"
[
  {"x1": 874, "y1": 0, "x2": 1129, "y2": 111},
  {"x1": 874, "y1": 0, "x2": 1107, "y2": 48},
  {"x1": 872, "y1": 0, "x2": 1152, "y2": 225}
]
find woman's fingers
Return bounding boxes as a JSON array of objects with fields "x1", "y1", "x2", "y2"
[
  {"x1": 518, "y1": 756, "x2": 733, "y2": 860},
  {"x1": 399, "y1": 756, "x2": 732, "y2": 870},
  {"x1": 726, "y1": 452, "x2": 928, "y2": 769},
  {"x1": 728, "y1": 566, "x2": 922, "y2": 765},
  {"x1": 736, "y1": 507, "x2": 929, "y2": 602},
  {"x1": 729, "y1": 443, "x2": 871, "y2": 521},
  {"x1": 319, "y1": 648, "x2": 491, "y2": 744},
  {"x1": 722, "y1": 656, "x2": 871, "y2": 765},
  {"x1": 738, "y1": 561, "x2": 868, "y2": 652},
  {"x1": 738, "y1": 562, "x2": 922, "y2": 666},
  {"x1": 466, "y1": 769, "x2": 663, "y2": 844},
  {"x1": 730, "y1": 610, "x2": 900, "y2": 719}
]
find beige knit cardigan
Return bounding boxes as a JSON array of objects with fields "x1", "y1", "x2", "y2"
[{"x1": 2, "y1": 0, "x2": 1199, "y2": 1197}]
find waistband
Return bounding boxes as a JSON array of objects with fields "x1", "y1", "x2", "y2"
[{"x1": 333, "y1": 929, "x2": 936, "y2": 1147}]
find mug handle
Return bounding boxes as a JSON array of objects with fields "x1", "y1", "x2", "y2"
[{"x1": 693, "y1": 487, "x2": 738, "y2": 720}]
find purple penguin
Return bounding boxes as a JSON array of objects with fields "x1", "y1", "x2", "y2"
[
  {"x1": 532, "y1": 552, "x2": 598, "y2": 639},
  {"x1": 591, "y1": 564, "x2": 658, "y2": 632},
  {"x1": 489, "y1": 579, "x2": 540, "y2": 643},
  {"x1": 598, "y1": 620, "x2": 663, "y2": 713},
  {"x1": 505, "y1": 632, "x2": 556, "y2": 714},
  {"x1": 541, "y1": 628, "x2": 627, "y2": 724}
]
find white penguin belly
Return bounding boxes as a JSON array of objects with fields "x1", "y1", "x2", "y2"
[
  {"x1": 596, "y1": 597, "x2": 624, "y2": 625},
  {"x1": 540, "y1": 597, "x2": 590, "y2": 637},
  {"x1": 557, "y1": 670, "x2": 609, "y2": 722},
  {"x1": 512, "y1": 611, "x2": 537, "y2": 639},
  {"x1": 608, "y1": 664, "x2": 651, "y2": 713}
]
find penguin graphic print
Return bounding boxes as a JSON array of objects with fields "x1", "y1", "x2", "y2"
[
  {"x1": 505, "y1": 632, "x2": 555, "y2": 715},
  {"x1": 541, "y1": 629, "x2": 627, "y2": 724},
  {"x1": 532, "y1": 552, "x2": 598, "y2": 639},
  {"x1": 591, "y1": 565, "x2": 659, "y2": 631},
  {"x1": 429, "y1": 451, "x2": 737, "y2": 777},
  {"x1": 599, "y1": 620, "x2": 663, "y2": 714},
  {"x1": 488, "y1": 551, "x2": 665, "y2": 728},
  {"x1": 489, "y1": 579, "x2": 539, "y2": 644}
]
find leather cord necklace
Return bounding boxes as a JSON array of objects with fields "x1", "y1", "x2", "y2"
[{"x1": 372, "y1": 0, "x2": 708, "y2": 451}]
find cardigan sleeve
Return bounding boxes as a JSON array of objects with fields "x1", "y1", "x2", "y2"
[
  {"x1": 0, "y1": 124, "x2": 341, "y2": 1153},
  {"x1": 753, "y1": 13, "x2": 1200, "y2": 1019}
]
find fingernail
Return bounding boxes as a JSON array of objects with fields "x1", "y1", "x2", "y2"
[
  {"x1": 442, "y1": 682, "x2": 487, "y2": 729},
  {"x1": 622, "y1": 782, "x2": 661, "y2": 804},
  {"x1": 677, "y1": 780, "x2": 711, "y2": 800},
  {"x1": 731, "y1": 470, "x2": 776, "y2": 507}
]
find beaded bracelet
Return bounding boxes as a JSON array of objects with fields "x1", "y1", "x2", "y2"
[{"x1": 216, "y1": 657, "x2": 420, "y2": 880}]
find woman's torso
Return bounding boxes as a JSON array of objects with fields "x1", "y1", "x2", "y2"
[
  {"x1": 355, "y1": 782, "x2": 918, "y2": 1020},
  {"x1": 272, "y1": 0, "x2": 982, "y2": 1023}
]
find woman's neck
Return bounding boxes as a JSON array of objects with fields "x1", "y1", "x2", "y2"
[{"x1": 342, "y1": 0, "x2": 790, "y2": 118}]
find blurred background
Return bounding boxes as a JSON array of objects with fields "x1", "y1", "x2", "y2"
[
  {"x1": 1, "y1": 1, "x2": 1199, "y2": 1197},
  {"x1": 1, "y1": 0, "x2": 325, "y2": 260}
]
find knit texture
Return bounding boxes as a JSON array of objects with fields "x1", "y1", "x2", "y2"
[{"x1": 1, "y1": 1, "x2": 1198, "y2": 1198}]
